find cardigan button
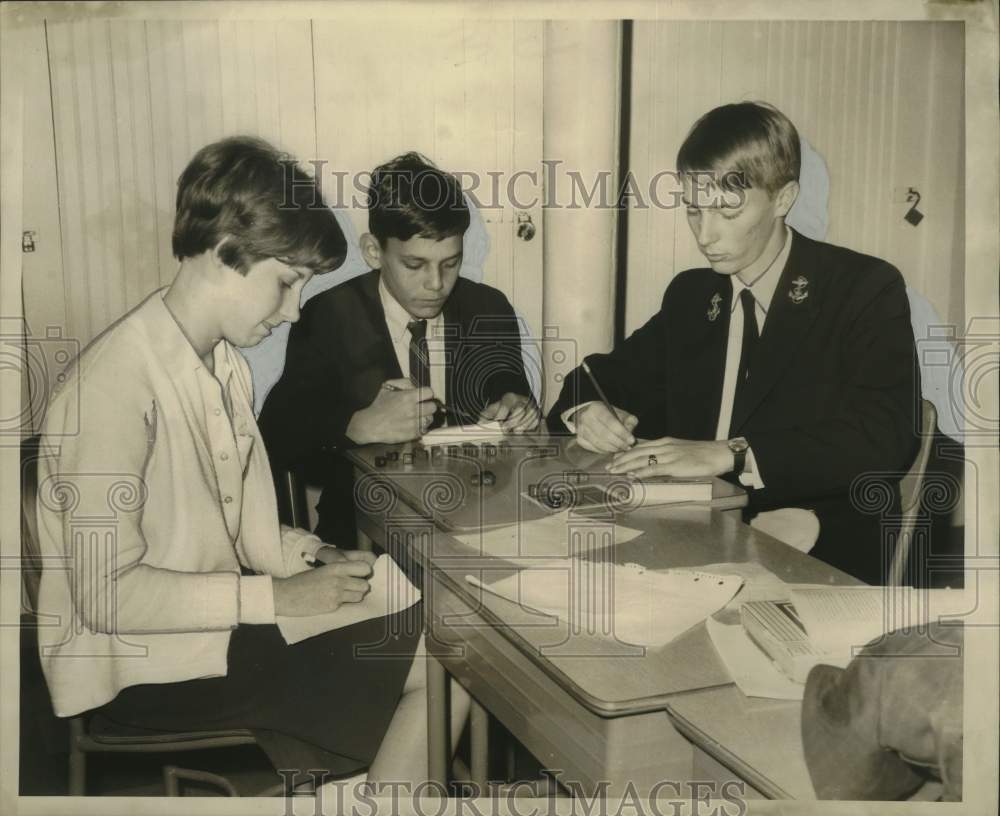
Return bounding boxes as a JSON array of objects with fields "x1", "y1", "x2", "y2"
[
  {"x1": 223, "y1": 495, "x2": 233, "y2": 504},
  {"x1": 220, "y1": 452, "x2": 229, "y2": 461}
]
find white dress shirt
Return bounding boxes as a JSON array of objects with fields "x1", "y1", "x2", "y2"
[
  {"x1": 378, "y1": 276, "x2": 448, "y2": 409},
  {"x1": 712, "y1": 225, "x2": 794, "y2": 488}
]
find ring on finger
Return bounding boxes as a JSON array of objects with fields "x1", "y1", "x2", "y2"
[{"x1": 648, "y1": 454, "x2": 658, "y2": 466}]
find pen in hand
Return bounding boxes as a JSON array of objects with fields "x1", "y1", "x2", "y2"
[
  {"x1": 383, "y1": 379, "x2": 458, "y2": 417},
  {"x1": 581, "y1": 361, "x2": 636, "y2": 448}
]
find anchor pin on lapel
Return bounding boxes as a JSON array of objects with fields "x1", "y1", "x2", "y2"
[
  {"x1": 788, "y1": 275, "x2": 809, "y2": 305},
  {"x1": 707, "y1": 292, "x2": 723, "y2": 322}
]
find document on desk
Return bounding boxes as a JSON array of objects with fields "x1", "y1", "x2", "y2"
[
  {"x1": 451, "y1": 509, "x2": 643, "y2": 566},
  {"x1": 706, "y1": 617, "x2": 805, "y2": 700},
  {"x1": 421, "y1": 420, "x2": 507, "y2": 446},
  {"x1": 276, "y1": 555, "x2": 421, "y2": 645},
  {"x1": 467, "y1": 565, "x2": 743, "y2": 648}
]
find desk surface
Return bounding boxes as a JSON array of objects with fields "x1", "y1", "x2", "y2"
[
  {"x1": 345, "y1": 434, "x2": 855, "y2": 798},
  {"x1": 346, "y1": 433, "x2": 747, "y2": 533}
]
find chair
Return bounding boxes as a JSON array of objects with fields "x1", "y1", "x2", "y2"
[
  {"x1": 19, "y1": 436, "x2": 284, "y2": 797},
  {"x1": 890, "y1": 399, "x2": 937, "y2": 587}
]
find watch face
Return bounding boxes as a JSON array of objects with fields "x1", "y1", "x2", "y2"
[{"x1": 729, "y1": 438, "x2": 749, "y2": 453}]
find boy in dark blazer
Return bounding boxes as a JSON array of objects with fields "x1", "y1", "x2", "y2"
[
  {"x1": 548, "y1": 103, "x2": 919, "y2": 584},
  {"x1": 261, "y1": 153, "x2": 537, "y2": 543}
]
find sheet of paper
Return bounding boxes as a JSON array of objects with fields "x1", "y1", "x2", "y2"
[
  {"x1": 421, "y1": 420, "x2": 507, "y2": 446},
  {"x1": 276, "y1": 554, "x2": 421, "y2": 645},
  {"x1": 466, "y1": 565, "x2": 743, "y2": 648},
  {"x1": 789, "y1": 585, "x2": 972, "y2": 658},
  {"x1": 698, "y1": 561, "x2": 792, "y2": 610},
  {"x1": 452, "y1": 509, "x2": 643, "y2": 566},
  {"x1": 706, "y1": 616, "x2": 805, "y2": 700}
]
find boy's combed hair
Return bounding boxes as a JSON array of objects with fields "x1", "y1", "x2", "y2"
[
  {"x1": 677, "y1": 102, "x2": 801, "y2": 194},
  {"x1": 368, "y1": 152, "x2": 470, "y2": 245},
  {"x1": 172, "y1": 136, "x2": 346, "y2": 275}
]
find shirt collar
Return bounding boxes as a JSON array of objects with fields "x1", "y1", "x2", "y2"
[
  {"x1": 141, "y1": 289, "x2": 234, "y2": 387},
  {"x1": 377, "y1": 273, "x2": 443, "y2": 342},
  {"x1": 730, "y1": 225, "x2": 792, "y2": 314}
]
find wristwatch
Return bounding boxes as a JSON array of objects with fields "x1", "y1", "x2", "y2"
[{"x1": 727, "y1": 437, "x2": 750, "y2": 475}]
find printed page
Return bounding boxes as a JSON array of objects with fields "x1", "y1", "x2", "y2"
[{"x1": 789, "y1": 585, "x2": 972, "y2": 658}]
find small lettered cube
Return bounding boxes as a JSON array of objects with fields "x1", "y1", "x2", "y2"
[{"x1": 374, "y1": 456, "x2": 387, "y2": 468}]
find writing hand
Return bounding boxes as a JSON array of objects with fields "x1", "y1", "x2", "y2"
[
  {"x1": 273, "y1": 560, "x2": 374, "y2": 617},
  {"x1": 345, "y1": 378, "x2": 438, "y2": 444},
  {"x1": 479, "y1": 393, "x2": 541, "y2": 434},
  {"x1": 574, "y1": 403, "x2": 638, "y2": 453}
]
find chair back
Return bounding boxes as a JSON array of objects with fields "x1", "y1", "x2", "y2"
[{"x1": 891, "y1": 400, "x2": 937, "y2": 586}]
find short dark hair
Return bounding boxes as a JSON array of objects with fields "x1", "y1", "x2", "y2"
[
  {"x1": 172, "y1": 136, "x2": 346, "y2": 275},
  {"x1": 367, "y1": 152, "x2": 470, "y2": 245},
  {"x1": 677, "y1": 102, "x2": 801, "y2": 194}
]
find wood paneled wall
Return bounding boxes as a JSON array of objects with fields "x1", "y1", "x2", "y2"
[
  {"x1": 44, "y1": 19, "x2": 316, "y2": 347},
  {"x1": 626, "y1": 20, "x2": 965, "y2": 334}
]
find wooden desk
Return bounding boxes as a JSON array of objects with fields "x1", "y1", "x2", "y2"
[{"x1": 344, "y1": 435, "x2": 854, "y2": 798}]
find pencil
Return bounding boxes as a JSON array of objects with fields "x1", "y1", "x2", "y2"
[
  {"x1": 581, "y1": 361, "x2": 615, "y2": 416},
  {"x1": 383, "y1": 380, "x2": 461, "y2": 418}
]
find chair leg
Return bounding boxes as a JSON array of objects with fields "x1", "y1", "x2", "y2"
[
  {"x1": 68, "y1": 717, "x2": 87, "y2": 795},
  {"x1": 164, "y1": 765, "x2": 239, "y2": 797}
]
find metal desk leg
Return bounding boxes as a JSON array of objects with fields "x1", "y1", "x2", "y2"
[
  {"x1": 470, "y1": 698, "x2": 489, "y2": 788},
  {"x1": 427, "y1": 654, "x2": 449, "y2": 788}
]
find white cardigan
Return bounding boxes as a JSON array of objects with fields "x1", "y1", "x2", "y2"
[{"x1": 36, "y1": 290, "x2": 322, "y2": 717}]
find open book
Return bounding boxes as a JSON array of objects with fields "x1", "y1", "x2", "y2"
[{"x1": 740, "y1": 585, "x2": 969, "y2": 683}]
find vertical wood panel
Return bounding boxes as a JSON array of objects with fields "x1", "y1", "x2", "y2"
[
  {"x1": 47, "y1": 18, "x2": 316, "y2": 346},
  {"x1": 312, "y1": 19, "x2": 543, "y2": 339},
  {"x1": 627, "y1": 20, "x2": 965, "y2": 334}
]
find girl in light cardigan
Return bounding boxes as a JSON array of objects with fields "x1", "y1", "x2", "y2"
[{"x1": 36, "y1": 136, "x2": 466, "y2": 790}]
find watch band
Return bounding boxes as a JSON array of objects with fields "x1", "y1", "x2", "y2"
[{"x1": 728, "y1": 437, "x2": 749, "y2": 475}]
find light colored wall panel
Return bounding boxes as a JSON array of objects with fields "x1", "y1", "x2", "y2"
[
  {"x1": 45, "y1": 18, "x2": 317, "y2": 348},
  {"x1": 311, "y1": 19, "x2": 544, "y2": 342},
  {"x1": 627, "y1": 20, "x2": 965, "y2": 335}
]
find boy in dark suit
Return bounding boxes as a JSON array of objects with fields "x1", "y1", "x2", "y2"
[
  {"x1": 261, "y1": 152, "x2": 537, "y2": 543},
  {"x1": 548, "y1": 102, "x2": 919, "y2": 584}
]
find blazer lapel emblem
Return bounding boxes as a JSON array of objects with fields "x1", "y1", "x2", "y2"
[
  {"x1": 707, "y1": 292, "x2": 723, "y2": 321},
  {"x1": 788, "y1": 275, "x2": 810, "y2": 304}
]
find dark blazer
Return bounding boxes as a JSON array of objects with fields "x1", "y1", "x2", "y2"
[
  {"x1": 547, "y1": 229, "x2": 920, "y2": 584},
  {"x1": 260, "y1": 269, "x2": 531, "y2": 542}
]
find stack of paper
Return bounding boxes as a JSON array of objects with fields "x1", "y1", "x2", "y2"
[
  {"x1": 276, "y1": 555, "x2": 421, "y2": 645},
  {"x1": 452, "y1": 509, "x2": 643, "y2": 566},
  {"x1": 467, "y1": 564, "x2": 743, "y2": 648},
  {"x1": 706, "y1": 617, "x2": 805, "y2": 700}
]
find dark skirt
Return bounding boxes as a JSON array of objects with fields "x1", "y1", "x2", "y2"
[{"x1": 99, "y1": 602, "x2": 423, "y2": 778}]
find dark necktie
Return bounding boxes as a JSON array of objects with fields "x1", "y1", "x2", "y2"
[
  {"x1": 730, "y1": 288, "x2": 759, "y2": 436},
  {"x1": 407, "y1": 319, "x2": 430, "y2": 390}
]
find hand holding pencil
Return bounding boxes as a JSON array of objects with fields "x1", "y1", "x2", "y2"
[{"x1": 572, "y1": 361, "x2": 639, "y2": 454}]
